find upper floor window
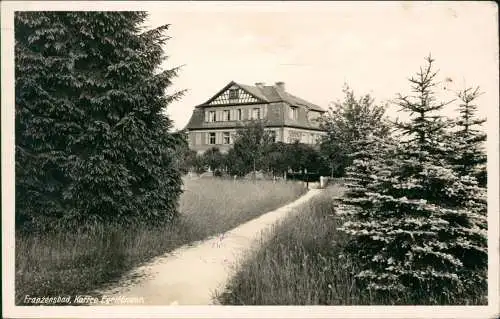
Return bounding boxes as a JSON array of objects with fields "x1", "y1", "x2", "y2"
[
  {"x1": 223, "y1": 132, "x2": 231, "y2": 144},
  {"x1": 208, "y1": 111, "x2": 216, "y2": 122},
  {"x1": 307, "y1": 111, "x2": 319, "y2": 123},
  {"x1": 229, "y1": 89, "x2": 239, "y2": 99},
  {"x1": 236, "y1": 109, "x2": 242, "y2": 120},
  {"x1": 195, "y1": 133, "x2": 201, "y2": 145},
  {"x1": 252, "y1": 108, "x2": 261, "y2": 120},
  {"x1": 223, "y1": 110, "x2": 231, "y2": 121},
  {"x1": 289, "y1": 106, "x2": 298, "y2": 120},
  {"x1": 209, "y1": 132, "x2": 216, "y2": 144}
]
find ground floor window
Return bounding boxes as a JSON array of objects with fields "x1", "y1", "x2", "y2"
[
  {"x1": 209, "y1": 132, "x2": 216, "y2": 144},
  {"x1": 269, "y1": 130, "x2": 276, "y2": 143},
  {"x1": 223, "y1": 132, "x2": 231, "y2": 144}
]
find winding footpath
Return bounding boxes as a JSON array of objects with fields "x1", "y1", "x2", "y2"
[{"x1": 97, "y1": 188, "x2": 323, "y2": 305}]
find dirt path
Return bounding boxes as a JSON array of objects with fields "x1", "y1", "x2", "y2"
[{"x1": 97, "y1": 188, "x2": 323, "y2": 305}]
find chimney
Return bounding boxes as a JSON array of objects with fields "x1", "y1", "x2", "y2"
[
  {"x1": 275, "y1": 81, "x2": 285, "y2": 92},
  {"x1": 255, "y1": 82, "x2": 265, "y2": 89}
]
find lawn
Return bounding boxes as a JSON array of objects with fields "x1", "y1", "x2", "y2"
[
  {"x1": 15, "y1": 177, "x2": 306, "y2": 305},
  {"x1": 215, "y1": 183, "x2": 487, "y2": 305}
]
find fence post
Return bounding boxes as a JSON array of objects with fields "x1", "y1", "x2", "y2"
[{"x1": 305, "y1": 168, "x2": 309, "y2": 189}]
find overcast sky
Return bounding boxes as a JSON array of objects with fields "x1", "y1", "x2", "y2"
[{"x1": 143, "y1": 1, "x2": 498, "y2": 131}]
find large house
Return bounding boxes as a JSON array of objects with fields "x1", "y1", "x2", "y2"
[{"x1": 184, "y1": 81, "x2": 327, "y2": 154}]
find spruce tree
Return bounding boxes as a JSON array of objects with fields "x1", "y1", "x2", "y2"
[
  {"x1": 15, "y1": 12, "x2": 184, "y2": 232},
  {"x1": 339, "y1": 55, "x2": 487, "y2": 304},
  {"x1": 337, "y1": 134, "x2": 398, "y2": 237},
  {"x1": 448, "y1": 87, "x2": 487, "y2": 187}
]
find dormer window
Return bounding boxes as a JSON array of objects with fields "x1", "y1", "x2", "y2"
[{"x1": 229, "y1": 89, "x2": 239, "y2": 100}]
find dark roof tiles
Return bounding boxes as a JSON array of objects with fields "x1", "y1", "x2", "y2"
[
  {"x1": 197, "y1": 81, "x2": 325, "y2": 112},
  {"x1": 237, "y1": 83, "x2": 270, "y2": 102}
]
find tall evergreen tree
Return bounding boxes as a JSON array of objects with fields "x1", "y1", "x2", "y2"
[
  {"x1": 171, "y1": 129, "x2": 195, "y2": 174},
  {"x1": 339, "y1": 134, "x2": 397, "y2": 210},
  {"x1": 448, "y1": 86, "x2": 487, "y2": 187},
  {"x1": 15, "y1": 12, "x2": 184, "y2": 232},
  {"x1": 339, "y1": 56, "x2": 487, "y2": 304}
]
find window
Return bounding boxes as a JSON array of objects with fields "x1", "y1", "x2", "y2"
[
  {"x1": 269, "y1": 130, "x2": 276, "y2": 143},
  {"x1": 223, "y1": 110, "x2": 231, "y2": 121},
  {"x1": 223, "y1": 132, "x2": 231, "y2": 144},
  {"x1": 290, "y1": 106, "x2": 298, "y2": 120},
  {"x1": 307, "y1": 111, "x2": 318, "y2": 122},
  {"x1": 300, "y1": 133, "x2": 308, "y2": 143},
  {"x1": 229, "y1": 89, "x2": 239, "y2": 99},
  {"x1": 288, "y1": 130, "x2": 301, "y2": 143},
  {"x1": 209, "y1": 132, "x2": 216, "y2": 144},
  {"x1": 236, "y1": 109, "x2": 242, "y2": 120},
  {"x1": 252, "y1": 108, "x2": 261, "y2": 120},
  {"x1": 208, "y1": 111, "x2": 216, "y2": 122}
]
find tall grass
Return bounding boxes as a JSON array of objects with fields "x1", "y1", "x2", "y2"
[
  {"x1": 216, "y1": 184, "x2": 487, "y2": 305},
  {"x1": 15, "y1": 178, "x2": 305, "y2": 305}
]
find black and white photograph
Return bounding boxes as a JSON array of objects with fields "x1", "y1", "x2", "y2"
[{"x1": 1, "y1": 1, "x2": 499, "y2": 318}]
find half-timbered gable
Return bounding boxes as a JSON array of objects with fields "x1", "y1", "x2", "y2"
[{"x1": 207, "y1": 84, "x2": 265, "y2": 105}]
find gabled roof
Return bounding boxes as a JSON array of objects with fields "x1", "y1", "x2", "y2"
[
  {"x1": 278, "y1": 91, "x2": 325, "y2": 112},
  {"x1": 196, "y1": 81, "x2": 268, "y2": 107},
  {"x1": 236, "y1": 83, "x2": 270, "y2": 103},
  {"x1": 195, "y1": 81, "x2": 325, "y2": 112}
]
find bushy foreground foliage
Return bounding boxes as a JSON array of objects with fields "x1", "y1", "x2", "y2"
[
  {"x1": 217, "y1": 182, "x2": 485, "y2": 305},
  {"x1": 319, "y1": 85, "x2": 390, "y2": 177},
  {"x1": 338, "y1": 56, "x2": 487, "y2": 304},
  {"x1": 190, "y1": 121, "x2": 330, "y2": 177},
  {"x1": 15, "y1": 12, "x2": 184, "y2": 232}
]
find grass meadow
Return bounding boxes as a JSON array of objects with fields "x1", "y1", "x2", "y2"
[
  {"x1": 15, "y1": 178, "x2": 305, "y2": 305},
  {"x1": 215, "y1": 184, "x2": 487, "y2": 306}
]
